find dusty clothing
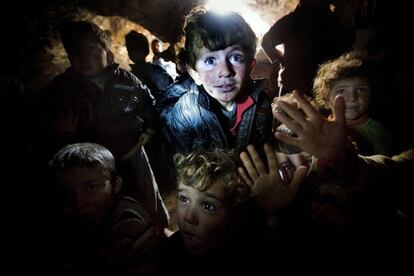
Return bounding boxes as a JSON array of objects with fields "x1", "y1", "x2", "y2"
[
  {"x1": 349, "y1": 118, "x2": 392, "y2": 156},
  {"x1": 61, "y1": 197, "x2": 158, "y2": 276},
  {"x1": 130, "y1": 62, "x2": 173, "y2": 101},
  {"x1": 43, "y1": 63, "x2": 157, "y2": 158},
  {"x1": 161, "y1": 79, "x2": 273, "y2": 154},
  {"x1": 42, "y1": 64, "x2": 169, "y2": 230},
  {"x1": 157, "y1": 73, "x2": 194, "y2": 116}
]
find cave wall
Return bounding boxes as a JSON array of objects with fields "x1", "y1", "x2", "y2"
[
  {"x1": 3, "y1": 0, "x2": 412, "y2": 100},
  {"x1": 3, "y1": 0, "x2": 301, "y2": 93}
]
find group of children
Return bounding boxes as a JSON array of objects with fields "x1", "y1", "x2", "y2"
[{"x1": 40, "y1": 4, "x2": 411, "y2": 275}]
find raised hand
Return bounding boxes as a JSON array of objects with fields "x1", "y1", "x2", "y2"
[
  {"x1": 273, "y1": 90, "x2": 347, "y2": 163},
  {"x1": 238, "y1": 144, "x2": 307, "y2": 216}
]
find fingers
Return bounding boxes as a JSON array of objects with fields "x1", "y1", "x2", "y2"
[
  {"x1": 239, "y1": 150, "x2": 259, "y2": 180},
  {"x1": 292, "y1": 90, "x2": 319, "y2": 121},
  {"x1": 288, "y1": 151, "x2": 312, "y2": 168},
  {"x1": 274, "y1": 131, "x2": 301, "y2": 148},
  {"x1": 264, "y1": 143, "x2": 278, "y2": 173},
  {"x1": 275, "y1": 100, "x2": 307, "y2": 125},
  {"x1": 290, "y1": 166, "x2": 308, "y2": 195},
  {"x1": 238, "y1": 167, "x2": 254, "y2": 187},
  {"x1": 332, "y1": 95, "x2": 346, "y2": 125},
  {"x1": 246, "y1": 144, "x2": 267, "y2": 175},
  {"x1": 273, "y1": 109, "x2": 302, "y2": 134}
]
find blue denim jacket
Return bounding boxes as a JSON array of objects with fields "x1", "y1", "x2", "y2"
[{"x1": 160, "y1": 78, "x2": 273, "y2": 153}]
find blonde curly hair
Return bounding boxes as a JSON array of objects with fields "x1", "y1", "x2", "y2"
[{"x1": 173, "y1": 149, "x2": 251, "y2": 206}]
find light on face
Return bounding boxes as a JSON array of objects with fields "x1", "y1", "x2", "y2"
[{"x1": 205, "y1": 0, "x2": 269, "y2": 37}]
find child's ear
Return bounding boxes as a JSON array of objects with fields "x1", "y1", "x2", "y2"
[
  {"x1": 249, "y1": 58, "x2": 257, "y2": 71},
  {"x1": 188, "y1": 66, "x2": 203, "y2": 85},
  {"x1": 114, "y1": 176, "x2": 122, "y2": 195},
  {"x1": 107, "y1": 50, "x2": 115, "y2": 65}
]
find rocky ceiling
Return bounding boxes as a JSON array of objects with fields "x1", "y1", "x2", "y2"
[
  {"x1": 3, "y1": 0, "x2": 409, "y2": 94},
  {"x1": 4, "y1": 0, "x2": 301, "y2": 92}
]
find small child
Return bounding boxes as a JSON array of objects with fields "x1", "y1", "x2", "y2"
[
  {"x1": 160, "y1": 6, "x2": 273, "y2": 154},
  {"x1": 157, "y1": 149, "x2": 252, "y2": 273},
  {"x1": 48, "y1": 142, "x2": 158, "y2": 275},
  {"x1": 313, "y1": 51, "x2": 392, "y2": 155},
  {"x1": 42, "y1": 20, "x2": 169, "y2": 231},
  {"x1": 157, "y1": 146, "x2": 307, "y2": 273}
]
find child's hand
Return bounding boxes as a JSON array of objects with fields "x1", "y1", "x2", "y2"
[
  {"x1": 274, "y1": 90, "x2": 347, "y2": 164},
  {"x1": 238, "y1": 144, "x2": 307, "y2": 216}
]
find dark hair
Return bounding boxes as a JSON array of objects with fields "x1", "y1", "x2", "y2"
[
  {"x1": 48, "y1": 143, "x2": 116, "y2": 180},
  {"x1": 125, "y1": 30, "x2": 150, "y2": 57},
  {"x1": 60, "y1": 20, "x2": 111, "y2": 56},
  {"x1": 183, "y1": 6, "x2": 257, "y2": 69}
]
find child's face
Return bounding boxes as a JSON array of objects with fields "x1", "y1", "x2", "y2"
[
  {"x1": 56, "y1": 166, "x2": 120, "y2": 227},
  {"x1": 67, "y1": 34, "x2": 110, "y2": 77},
  {"x1": 328, "y1": 77, "x2": 372, "y2": 121},
  {"x1": 190, "y1": 44, "x2": 252, "y2": 107},
  {"x1": 152, "y1": 41, "x2": 162, "y2": 54},
  {"x1": 177, "y1": 179, "x2": 230, "y2": 256}
]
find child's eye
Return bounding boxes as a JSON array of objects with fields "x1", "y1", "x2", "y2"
[
  {"x1": 204, "y1": 57, "x2": 216, "y2": 65},
  {"x1": 202, "y1": 201, "x2": 217, "y2": 212},
  {"x1": 86, "y1": 183, "x2": 100, "y2": 192},
  {"x1": 178, "y1": 194, "x2": 190, "y2": 204},
  {"x1": 230, "y1": 53, "x2": 244, "y2": 63},
  {"x1": 357, "y1": 87, "x2": 370, "y2": 95},
  {"x1": 334, "y1": 89, "x2": 345, "y2": 95}
]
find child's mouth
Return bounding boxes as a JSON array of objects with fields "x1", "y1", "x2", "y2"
[{"x1": 217, "y1": 84, "x2": 236, "y2": 92}]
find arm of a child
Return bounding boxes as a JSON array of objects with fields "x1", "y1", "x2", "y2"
[
  {"x1": 238, "y1": 144, "x2": 307, "y2": 229},
  {"x1": 163, "y1": 98, "x2": 196, "y2": 153}
]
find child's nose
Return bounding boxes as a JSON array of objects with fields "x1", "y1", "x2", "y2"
[
  {"x1": 218, "y1": 60, "x2": 234, "y2": 78},
  {"x1": 345, "y1": 90, "x2": 357, "y2": 102},
  {"x1": 73, "y1": 193, "x2": 89, "y2": 210},
  {"x1": 183, "y1": 205, "x2": 198, "y2": 225}
]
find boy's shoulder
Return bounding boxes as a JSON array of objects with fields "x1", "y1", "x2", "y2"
[
  {"x1": 107, "y1": 64, "x2": 151, "y2": 92},
  {"x1": 175, "y1": 81, "x2": 200, "y2": 101},
  {"x1": 108, "y1": 196, "x2": 155, "y2": 239},
  {"x1": 107, "y1": 64, "x2": 137, "y2": 83},
  {"x1": 247, "y1": 78, "x2": 268, "y2": 98}
]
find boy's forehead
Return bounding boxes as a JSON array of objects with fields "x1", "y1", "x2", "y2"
[
  {"x1": 195, "y1": 44, "x2": 242, "y2": 56},
  {"x1": 333, "y1": 76, "x2": 371, "y2": 86},
  {"x1": 56, "y1": 167, "x2": 109, "y2": 186},
  {"x1": 178, "y1": 180, "x2": 228, "y2": 201}
]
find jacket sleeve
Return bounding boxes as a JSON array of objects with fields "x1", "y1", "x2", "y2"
[
  {"x1": 131, "y1": 73, "x2": 159, "y2": 132},
  {"x1": 163, "y1": 94, "x2": 196, "y2": 153},
  {"x1": 157, "y1": 76, "x2": 194, "y2": 120}
]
